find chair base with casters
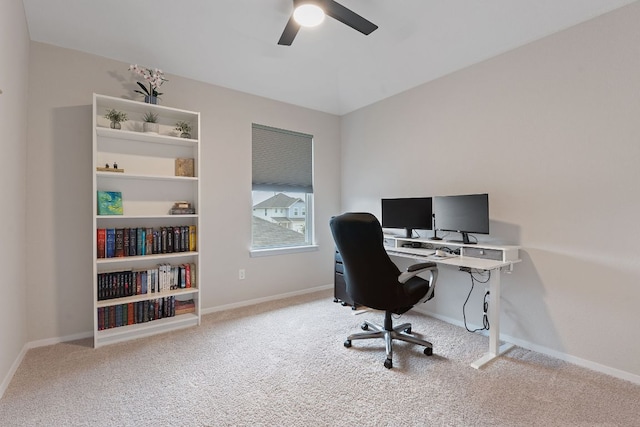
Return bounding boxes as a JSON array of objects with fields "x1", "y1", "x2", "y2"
[{"x1": 343, "y1": 310, "x2": 433, "y2": 369}]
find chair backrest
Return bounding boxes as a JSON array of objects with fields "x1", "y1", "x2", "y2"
[{"x1": 329, "y1": 212, "x2": 402, "y2": 310}]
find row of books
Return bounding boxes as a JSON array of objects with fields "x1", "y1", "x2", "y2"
[
  {"x1": 98, "y1": 263, "x2": 196, "y2": 301},
  {"x1": 97, "y1": 226, "x2": 196, "y2": 259},
  {"x1": 97, "y1": 297, "x2": 195, "y2": 330}
]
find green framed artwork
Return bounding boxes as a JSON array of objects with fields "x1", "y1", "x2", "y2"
[{"x1": 97, "y1": 191, "x2": 123, "y2": 215}]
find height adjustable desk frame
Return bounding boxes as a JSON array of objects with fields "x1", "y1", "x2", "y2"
[{"x1": 385, "y1": 237, "x2": 521, "y2": 369}]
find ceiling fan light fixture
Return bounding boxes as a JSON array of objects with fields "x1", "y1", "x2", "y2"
[{"x1": 293, "y1": 4, "x2": 325, "y2": 27}]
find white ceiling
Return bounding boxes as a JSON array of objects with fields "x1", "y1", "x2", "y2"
[{"x1": 22, "y1": 0, "x2": 637, "y2": 115}]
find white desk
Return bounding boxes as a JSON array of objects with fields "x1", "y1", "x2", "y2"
[{"x1": 385, "y1": 237, "x2": 521, "y2": 369}]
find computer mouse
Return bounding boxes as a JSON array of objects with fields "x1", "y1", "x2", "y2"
[{"x1": 435, "y1": 249, "x2": 447, "y2": 257}]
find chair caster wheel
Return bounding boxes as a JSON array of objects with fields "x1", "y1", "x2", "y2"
[
  {"x1": 344, "y1": 340, "x2": 352, "y2": 348},
  {"x1": 424, "y1": 347, "x2": 433, "y2": 356},
  {"x1": 351, "y1": 305, "x2": 357, "y2": 310},
  {"x1": 341, "y1": 301, "x2": 347, "y2": 307},
  {"x1": 384, "y1": 358, "x2": 393, "y2": 369},
  {"x1": 404, "y1": 327, "x2": 412, "y2": 334},
  {"x1": 361, "y1": 323, "x2": 368, "y2": 331},
  {"x1": 333, "y1": 298, "x2": 339, "y2": 303}
]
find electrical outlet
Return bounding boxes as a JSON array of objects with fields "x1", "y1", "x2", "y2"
[{"x1": 239, "y1": 269, "x2": 245, "y2": 280}]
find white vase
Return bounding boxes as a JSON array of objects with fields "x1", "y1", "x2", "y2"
[{"x1": 143, "y1": 122, "x2": 159, "y2": 133}]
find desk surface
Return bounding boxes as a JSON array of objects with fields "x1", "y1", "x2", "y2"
[{"x1": 386, "y1": 247, "x2": 519, "y2": 271}]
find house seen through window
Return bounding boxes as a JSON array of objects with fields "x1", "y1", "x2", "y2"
[{"x1": 251, "y1": 124, "x2": 314, "y2": 250}]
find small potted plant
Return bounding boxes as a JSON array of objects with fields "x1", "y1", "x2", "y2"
[
  {"x1": 175, "y1": 120, "x2": 192, "y2": 139},
  {"x1": 104, "y1": 109, "x2": 128, "y2": 130},
  {"x1": 142, "y1": 111, "x2": 159, "y2": 133}
]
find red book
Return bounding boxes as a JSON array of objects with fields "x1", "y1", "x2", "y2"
[
  {"x1": 97, "y1": 229, "x2": 106, "y2": 258},
  {"x1": 146, "y1": 228, "x2": 154, "y2": 255},
  {"x1": 136, "y1": 271, "x2": 141, "y2": 295}
]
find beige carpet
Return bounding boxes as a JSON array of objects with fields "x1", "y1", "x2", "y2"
[{"x1": 1, "y1": 289, "x2": 639, "y2": 426}]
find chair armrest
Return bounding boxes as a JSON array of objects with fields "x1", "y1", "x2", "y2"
[
  {"x1": 398, "y1": 262, "x2": 437, "y2": 284},
  {"x1": 398, "y1": 262, "x2": 438, "y2": 304}
]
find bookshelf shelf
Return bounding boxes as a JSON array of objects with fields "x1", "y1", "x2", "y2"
[
  {"x1": 96, "y1": 251, "x2": 200, "y2": 265},
  {"x1": 92, "y1": 93, "x2": 201, "y2": 348},
  {"x1": 96, "y1": 171, "x2": 198, "y2": 182},
  {"x1": 95, "y1": 313, "x2": 199, "y2": 347},
  {"x1": 97, "y1": 214, "x2": 198, "y2": 219},
  {"x1": 96, "y1": 127, "x2": 198, "y2": 146},
  {"x1": 97, "y1": 287, "x2": 200, "y2": 308}
]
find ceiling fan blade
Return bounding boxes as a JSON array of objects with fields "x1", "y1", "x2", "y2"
[
  {"x1": 323, "y1": 0, "x2": 378, "y2": 35},
  {"x1": 278, "y1": 16, "x2": 301, "y2": 45}
]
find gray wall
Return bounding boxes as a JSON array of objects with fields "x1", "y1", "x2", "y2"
[
  {"x1": 0, "y1": 0, "x2": 29, "y2": 395},
  {"x1": 340, "y1": 3, "x2": 640, "y2": 379},
  {"x1": 25, "y1": 42, "x2": 341, "y2": 343}
]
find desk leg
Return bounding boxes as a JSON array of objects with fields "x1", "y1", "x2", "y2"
[{"x1": 470, "y1": 268, "x2": 514, "y2": 369}]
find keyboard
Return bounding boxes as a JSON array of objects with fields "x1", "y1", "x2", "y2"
[{"x1": 387, "y1": 249, "x2": 435, "y2": 258}]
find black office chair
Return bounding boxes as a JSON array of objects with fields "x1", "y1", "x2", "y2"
[{"x1": 329, "y1": 212, "x2": 438, "y2": 369}]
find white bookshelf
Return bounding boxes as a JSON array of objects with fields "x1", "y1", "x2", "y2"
[{"x1": 92, "y1": 94, "x2": 201, "y2": 348}]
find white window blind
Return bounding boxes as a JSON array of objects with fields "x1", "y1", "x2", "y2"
[{"x1": 252, "y1": 124, "x2": 313, "y2": 193}]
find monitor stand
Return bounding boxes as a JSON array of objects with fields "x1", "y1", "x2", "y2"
[
  {"x1": 446, "y1": 232, "x2": 476, "y2": 245},
  {"x1": 431, "y1": 214, "x2": 442, "y2": 240}
]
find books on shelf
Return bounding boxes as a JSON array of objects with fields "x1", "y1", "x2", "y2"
[
  {"x1": 97, "y1": 296, "x2": 180, "y2": 330},
  {"x1": 175, "y1": 299, "x2": 195, "y2": 315},
  {"x1": 97, "y1": 262, "x2": 197, "y2": 301},
  {"x1": 97, "y1": 191, "x2": 123, "y2": 215},
  {"x1": 97, "y1": 225, "x2": 196, "y2": 258}
]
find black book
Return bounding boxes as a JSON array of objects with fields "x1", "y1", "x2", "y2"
[
  {"x1": 123, "y1": 228, "x2": 130, "y2": 257},
  {"x1": 167, "y1": 227, "x2": 174, "y2": 253},
  {"x1": 161, "y1": 227, "x2": 168, "y2": 253},
  {"x1": 129, "y1": 228, "x2": 137, "y2": 256},
  {"x1": 115, "y1": 229, "x2": 124, "y2": 257},
  {"x1": 174, "y1": 227, "x2": 181, "y2": 252}
]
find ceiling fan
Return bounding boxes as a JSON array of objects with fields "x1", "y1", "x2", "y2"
[{"x1": 278, "y1": 0, "x2": 378, "y2": 46}]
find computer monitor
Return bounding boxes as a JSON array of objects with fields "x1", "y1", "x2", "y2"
[
  {"x1": 432, "y1": 193, "x2": 489, "y2": 244},
  {"x1": 381, "y1": 197, "x2": 433, "y2": 238}
]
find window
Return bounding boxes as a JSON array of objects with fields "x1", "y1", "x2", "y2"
[{"x1": 251, "y1": 124, "x2": 314, "y2": 252}]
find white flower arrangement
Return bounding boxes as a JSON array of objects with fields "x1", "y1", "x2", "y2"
[{"x1": 129, "y1": 64, "x2": 168, "y2": 98}]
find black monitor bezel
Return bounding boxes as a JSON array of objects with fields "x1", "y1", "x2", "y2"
[
  {"x1": 432, "y1": 193, "x2": 489, "y2": 244},
  {"x1": 381, "y1": 197, "x2": 433, "y2": 238}
]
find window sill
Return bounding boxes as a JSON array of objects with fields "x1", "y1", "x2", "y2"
[{"x1": 250, "y1": 245, "x2": 319, "y2": 258}]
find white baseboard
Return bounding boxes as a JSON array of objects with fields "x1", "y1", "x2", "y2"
[
  {"x1": 0, "y1": 344, "x2": 28, "y2": 400},
  {"x1": 413, "y1": 306, "x2": 640, "y2": 385},
  {"x1": 201, "y1": 284, "x2": 333, "y2": 315},
  {"x1": 0, "y1": 331, "x2": 98, "y2": 399},
  {"x1": 25, "y1": 331, "x2": 93, "y2": 350}
]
